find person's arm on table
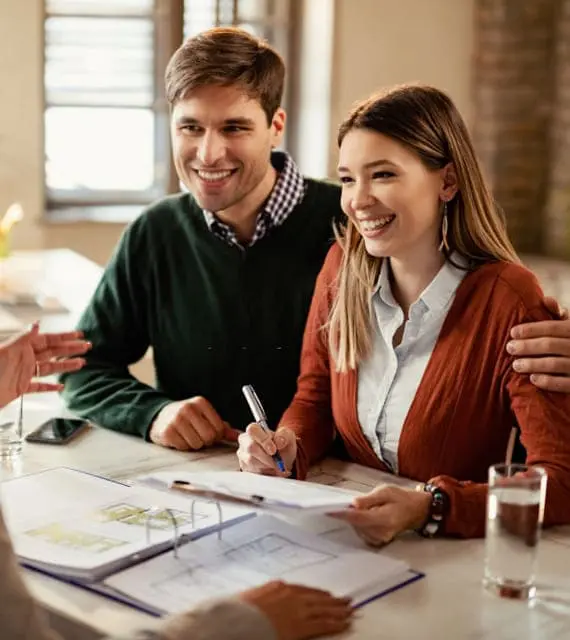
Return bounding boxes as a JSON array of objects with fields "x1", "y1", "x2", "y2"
[
  {"x1": 60, "y1": 223, "x2": 236, "y2": 450},
  {"x1": 60, "y1": 223, "x2": 172, "y2": 440}
]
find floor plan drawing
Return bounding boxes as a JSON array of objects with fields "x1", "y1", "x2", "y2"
[
  {"x1": 223, "y1": 533, "x2": 335, "y2": 575},
  {"x1": 145, "y1": 532, "x2": 338, "y2": 607}
]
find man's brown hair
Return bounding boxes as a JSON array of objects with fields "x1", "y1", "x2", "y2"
[{"x1": 165, "y1": 27, "x2": 285, "y2": 124}]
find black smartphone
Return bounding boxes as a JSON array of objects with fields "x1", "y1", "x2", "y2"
[{"x1": 25, "y1": 418, "x2": 90, "y2": 445}]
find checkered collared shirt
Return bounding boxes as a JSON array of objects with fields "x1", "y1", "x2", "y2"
[{"x1": 203, "y1": 151, "x2": 305, "y2": 248}]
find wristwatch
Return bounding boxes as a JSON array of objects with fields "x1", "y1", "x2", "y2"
[{"x1": 417, "y1": 483, "x2": 450, "y2": 538}]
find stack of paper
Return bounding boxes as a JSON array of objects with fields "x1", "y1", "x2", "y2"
[{"x1": 136, "y1": 470, "x2": 359, "y2": 514}]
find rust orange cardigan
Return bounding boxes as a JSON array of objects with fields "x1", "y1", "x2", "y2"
[{"x1": 279, "y1": 244, "x2": 570, "y2": 538}]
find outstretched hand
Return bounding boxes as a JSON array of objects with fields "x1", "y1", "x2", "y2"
[{"x1": 0, "y1": 323, "x2": 90, "y2": 407}]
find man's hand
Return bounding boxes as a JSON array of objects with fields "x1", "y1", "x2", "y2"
[
  {"x1": 150, "y1": 397, "x2": 240, "y2": 450},
  {"x1": 237, "y1": 424, "x2": 297, "y2": 475},
  {"x1": 508, "y1": 296, "x2": 570, "y2": 393},
  {"x1": 239, "y1": 580, "x2": 353, "y2": 640}
]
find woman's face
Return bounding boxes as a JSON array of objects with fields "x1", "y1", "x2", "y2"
[{"x1": 338, "y1": 128, "x2": 451, "y2": 262}]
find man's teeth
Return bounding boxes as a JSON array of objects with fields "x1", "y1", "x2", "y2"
[
  {"x1": 360, "y1": 216, "x2": 395, "y2": 231},
  {"x1": 197, "y1": 170, "x2": 233, "y2": 182}
]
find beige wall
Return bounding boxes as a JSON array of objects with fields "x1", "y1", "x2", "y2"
[
  {"x1": 328, "y1": 0, "x2": 475, "y2": 174},
  {"x1": 0, "y1": 0, "x2": 475, "y2": 266}
]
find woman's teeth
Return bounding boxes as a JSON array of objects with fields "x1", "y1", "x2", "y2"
[
  {"x1": 197, "y1": 170, "x2": 233, "y2": 182},
  {"x1": 360, "y1": 215, "x2": 395, "y2": 232}
]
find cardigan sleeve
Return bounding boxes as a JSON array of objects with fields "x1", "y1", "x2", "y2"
[
  {"x1": 431, "y1": 302, "x2": 570, "y2": 538},
  {"x1": 278, "y1": 245, "x2": 341, "y2": 479}
]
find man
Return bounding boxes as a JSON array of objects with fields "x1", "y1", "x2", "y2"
[{"x1": 62, "y1": 27, "x2": 570, "y2": 452}]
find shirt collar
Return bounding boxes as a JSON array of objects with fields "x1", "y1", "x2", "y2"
[
  {"x1": 375, "y1": 255, "x2": 467, "y2": 314},
  {"x1": 203, "y1": 150, "x2": 305, "y2": 247}
]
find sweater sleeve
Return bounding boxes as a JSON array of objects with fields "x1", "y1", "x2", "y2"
[
  {"x1": 431, "y1": 302, "x2": 570, "y2": 538},
  {"x1": 60, "y1": 221, "x2": 171, "y2": 439},
  {"x1": 153, "y1": 599, "x2": 277, "y2": 640},
  {"x1": 278, "y1": 245, "x2": 340, "y2": 479}
]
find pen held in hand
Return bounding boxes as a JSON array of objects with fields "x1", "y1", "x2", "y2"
[{"x1": 242, "y1": 384, "x2": 286, "y2": 473}]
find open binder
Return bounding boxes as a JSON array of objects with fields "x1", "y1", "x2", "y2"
[
  {"x1": 2, "y1": 467, "x2": 423, "y2": 617},
  {"x1": 1, "y1": 467, "x2": 252, "y2": 582}
]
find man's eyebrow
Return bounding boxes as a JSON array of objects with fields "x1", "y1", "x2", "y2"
[
  {"x1": 337, "y1": 159, "x2": 396, "y2": 172},
  {"x1": 174, "y1": 116, "x2": 256, "y2": 127},
  {"x1": 175, "y1": 116, "x2": 200, "y2": 125},
  {"x1": 223, "y1": 117, "x2": 256, "y2": 126}
]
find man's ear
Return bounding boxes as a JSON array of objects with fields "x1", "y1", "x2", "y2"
[
  {"x1": 270, "y1": 108, "x2": 286, "y2": 148},
  {"x1": 440, "y1": 163, "x2": 459, "y2": 201}
]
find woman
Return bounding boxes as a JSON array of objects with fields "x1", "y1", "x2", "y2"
[
  {"x1": 0, "y1": 326, "x2": 352, "y2": 639},
  {"x1": 237, "y1": 84, "x2": 570, "y2": 544}
]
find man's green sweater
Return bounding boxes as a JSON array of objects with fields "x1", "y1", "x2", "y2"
[{"x1": 62, "y1": 179, "x2": 342, "y2": 438}]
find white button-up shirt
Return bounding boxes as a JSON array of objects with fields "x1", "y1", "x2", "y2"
[{"x1": 357, "y1": 258, "x2": 467, "y2": 473}]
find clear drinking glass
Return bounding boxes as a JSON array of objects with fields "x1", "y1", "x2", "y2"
[
  {"x1": 0, "y1": 397, "x2": 24, "y2": 458},
  {"x1": 484, "y1": 464, "x2": 547, "y2": 600}
]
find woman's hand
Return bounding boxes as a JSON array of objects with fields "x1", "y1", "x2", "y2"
[
  {"x1": 0, "y1": 323, "x2": 90, "y2": 407},
  {"x1": 237, "y1": 424, "x2": 297, "y2": 476},
  {"x1": 331, "y1": 485, "x2": 431, "y2": 546},
  {"x1": 239, "y1": 580, "x2": 353, "y2": 640}
]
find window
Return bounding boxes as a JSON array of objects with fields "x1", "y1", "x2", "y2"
[
  {"x1": 184, "y1": 1, "x2": 291, "y2": 60},
  {"x1": 44, "y1": 0, "x2": 291, "y2": 217}
]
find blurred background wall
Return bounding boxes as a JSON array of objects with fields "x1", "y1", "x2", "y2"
[{"x1": 1, "y1": 0, "x2": 568, "y2": 266}]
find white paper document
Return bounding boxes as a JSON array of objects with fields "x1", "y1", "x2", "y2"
[
  {"x1": 104, "y1": 514, "x2": 416, "y2": 615},
  {"x1": 136, "y1": 470, "x2": 359, "y2": 513},
  {"x1": 2, "y1": 468, "x2": 252, "y2": 581}
]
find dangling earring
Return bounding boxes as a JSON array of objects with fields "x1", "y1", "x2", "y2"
[{"x1": 439, "y1": 201, "x2": 450, "y2": 253}]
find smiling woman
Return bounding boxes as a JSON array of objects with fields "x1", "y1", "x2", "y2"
[{"x1": 237, "y1": 84, "x2": 570, "y2": 545}]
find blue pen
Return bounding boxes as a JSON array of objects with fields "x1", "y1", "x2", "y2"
[{"x1": 242, "y1": 384, "x2": 286, "y2": 473}]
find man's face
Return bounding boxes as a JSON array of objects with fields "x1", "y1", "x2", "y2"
[{"x1": 171, "y1": 84, "x2": 285, "y2": 216}]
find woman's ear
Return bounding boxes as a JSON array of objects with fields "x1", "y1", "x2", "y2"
[{"x1": 440, "y1": 163, "x2": 459, "y2": 201}]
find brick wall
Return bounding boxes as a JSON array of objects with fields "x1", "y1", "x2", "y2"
[
  {"x1": 545, "y1": 0, "x2": 570, "y2": 258},
  {"x1": 473, "y1": 0, "x2": 569, "y2": 256}
]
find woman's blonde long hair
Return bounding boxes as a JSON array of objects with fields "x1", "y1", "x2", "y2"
[{"x1": 329, "y1": 84, "x2": 520, "y2": 373}]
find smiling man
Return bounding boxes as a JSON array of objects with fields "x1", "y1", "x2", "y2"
[{"x1": 61, "y1": 28, "x2": 570, "y2": 451}]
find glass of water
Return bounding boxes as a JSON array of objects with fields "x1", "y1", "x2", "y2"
[
  {"x1": 484, "y1": 464, "x2": 547, "y2": 600},
  {"x1": 0, "y1": 396, "x2": 24, "y2": 458}
]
